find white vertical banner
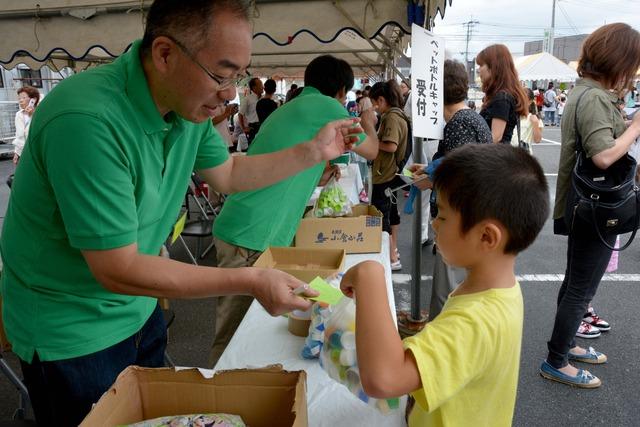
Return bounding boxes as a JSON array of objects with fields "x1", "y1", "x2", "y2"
[{"x1": 411, "y1": 24, "x2": 445, "y2": 140}]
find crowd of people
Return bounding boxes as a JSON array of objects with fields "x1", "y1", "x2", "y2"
[{"x1": 1, "y1": 0, "x2": 640, "y2": 424}]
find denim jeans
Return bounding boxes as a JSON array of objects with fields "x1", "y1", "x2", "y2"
[
  {"x1": 546, "y1": 217, "x2": 615, "y2": 368},
  {"x1": 544, "y1": 110, "x2": 556, "y2": 125},
  {"x1": 20, "y1": 304, "x2": 167, "y2": 426}
]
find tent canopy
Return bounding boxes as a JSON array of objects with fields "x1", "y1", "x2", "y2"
[
  {"x1": 513, "y1": 52, "x2": 578, "y2": 82},
  {"x1": 0, "y1": 0, "x2": 452, "y2": 76}
]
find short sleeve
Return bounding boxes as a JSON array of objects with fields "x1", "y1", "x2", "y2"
[
  {"x1": 577, "y1": 93, "x2": 616, "y2": 158},
  {"x1": 380, "y1": 114, "x2": 405, "y2": 145},
  {"x1": 43, "y1": 114, "x2": 138, "y2": 250},
  {"x1": 402, "y1": 307, "x2": 491, "y2": 413},
  {"x1": 486, "y1": 92, "x2": 512, "y2": 122},
  {"x1": 194, "y1": 121, "x2": 230, "y2": 170}
]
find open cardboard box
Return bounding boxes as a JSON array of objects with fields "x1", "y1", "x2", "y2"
[
  {"x1": 295, "y1": 204, "x2": 383, "y2": 254},
  {"x1": 253, "y1": 247, "x2": 346, "y2": 282},
  {"x1": 80, "y1": 365, "x2": 307, "y2": 427}
]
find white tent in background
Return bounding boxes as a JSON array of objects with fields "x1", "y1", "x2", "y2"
[{"x1": 513, "y1": 52, "x2": 578, "y2": 82}]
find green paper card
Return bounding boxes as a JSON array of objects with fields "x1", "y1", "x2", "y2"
[
  {"x1": 308, "y1": 276, "x2": 344, "y2": 305},
  {"x1": 402, "y1": 168, "x2": 413, "y2": 177}
]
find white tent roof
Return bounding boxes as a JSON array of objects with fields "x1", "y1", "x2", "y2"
[
  {"x1": 0, "y1": 0, "x2": 453, "y2": 76},
  {"x1": 513, "y1": 52, "x2": 578, "y2": 82}
]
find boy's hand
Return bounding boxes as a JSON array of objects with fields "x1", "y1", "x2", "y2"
[{"x1": 340, "y1": 260, "x2": 385, "y2": 298}]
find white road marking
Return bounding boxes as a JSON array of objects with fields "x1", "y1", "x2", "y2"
[
  {"x1": 544, "y1": 173, "x2": 558, "y2": 177},
  {"x1": 393, "y1": 273, "x2": 640, "y2": 283},
  {"x1": 541, "y1": 138, "x2": 561, "y2": 145}
]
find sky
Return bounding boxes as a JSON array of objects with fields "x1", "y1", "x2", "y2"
[{"x1": 427, "y1": 0, "x2": 640, "y2": 62}]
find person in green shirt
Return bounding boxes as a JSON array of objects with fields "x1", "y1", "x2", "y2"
[
  {"x1": 0, "y1": 1, "x2": 362, "y2": 425},
  {"x1": 210, "y1": 55, "x2": 378, "y2": 364}
]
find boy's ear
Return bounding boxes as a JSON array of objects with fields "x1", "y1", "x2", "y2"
[{"x1": 478, "y1": 221, "x2": 504, "y2": 252}]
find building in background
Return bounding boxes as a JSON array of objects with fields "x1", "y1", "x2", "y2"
[{"x1": 524, "y1": 34, "x2": 587, "y2": 63}]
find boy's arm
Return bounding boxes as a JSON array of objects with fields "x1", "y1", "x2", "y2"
[{"x1": 341, "y1": 261, "x2": 422, "y2": 398}]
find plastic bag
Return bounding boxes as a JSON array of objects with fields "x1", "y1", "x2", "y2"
[
  {"x1": 126, "y1": 413, "x2": 245, "y2": 427},
  {"x1": 319, "y1": 297, "x2": 400, "y2": 414},
  {"x1": 313, "y1": 176, "x2": 352, "y2": 217},
  {"x1": 301, "y1": 273, "x2": 342, "y2": 359}
]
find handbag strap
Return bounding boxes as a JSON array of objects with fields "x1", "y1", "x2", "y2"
[
  {"x1": 573, "y1": 87, "x2": 592, "y2": 156},
  {"x1": 516, "y1": 117, "x2": 521, "y2": 142}
]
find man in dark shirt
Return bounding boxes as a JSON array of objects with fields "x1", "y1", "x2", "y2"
[{"x1": 256, "y1": 78, "x2": 279, "y2": 125}]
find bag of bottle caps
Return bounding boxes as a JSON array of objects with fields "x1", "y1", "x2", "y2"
[
  {"x1": 319, "y1": 297, "x2": 400, "y2": 414},
  {"x1": 313, "y1": 176, "x2": 352, "y2": 217}
]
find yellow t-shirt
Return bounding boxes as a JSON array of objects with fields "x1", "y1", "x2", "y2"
[{"x1": 403, "y1": 282, "x2": 523, "y2": 427}]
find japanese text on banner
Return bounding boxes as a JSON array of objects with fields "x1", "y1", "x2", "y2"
[{"x1": 411, "y1": 24, "x2": 445, "y2": 140}]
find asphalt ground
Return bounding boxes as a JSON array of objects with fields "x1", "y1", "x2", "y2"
[{"x1": 1, "y1": 126, "x2": 639, "y2": 424}]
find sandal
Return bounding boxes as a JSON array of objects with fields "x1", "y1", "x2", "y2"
[
  {"x1": 539, "y1": 361, "x2": 601, "y2": 388},
  {"x1": 568, "y1": 346, "x2": 607, "y2": 364}
]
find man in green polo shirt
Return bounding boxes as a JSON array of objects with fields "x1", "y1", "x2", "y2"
[
  {"x1": 0, "y1": 1, "x2": 362, "y2": 425},
  {"x1": 210, "y1": 55, "x2": 379, "y2": 363}
]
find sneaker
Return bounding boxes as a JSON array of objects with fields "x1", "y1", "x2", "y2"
[
  {"x1": 391, "y1": 260, "x2": 402, "y2": 271},
  {"x1": 568, "y1": 346, "x2": 607, "y2": 364},
  {"x1": 539, "y1": 360, "x2": 601, "y2": 388},
  {"x1": 583, "y1": 308, "x2": 611, "y2": 332},
  {"x1": 576, "y1": 321, "x2": 601, "y2": 339}
]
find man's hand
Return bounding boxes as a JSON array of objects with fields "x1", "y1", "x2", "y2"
[
  {"x1": 12, "y1": 153, "x2": 19, "y2": 165},
  {"x1": 250, "y1": 268, "x2": 319, "y2": 316},
  {"x1": 318, "y1": 164, "x2": 341, "y2": 186},
  {"x1": 311, "y1": 118, "x2": 363, "y2": 162},
  {"x1": 360, "y1": 109, "x2": 378, "y2": 131}
]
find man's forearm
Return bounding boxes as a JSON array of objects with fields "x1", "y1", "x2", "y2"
[
  {"x1": 228, "y1": 141, "x2": 321, "y2": 192},
  {"x1": 89, "y1": 250, "x2": 258, "y2": 299}
]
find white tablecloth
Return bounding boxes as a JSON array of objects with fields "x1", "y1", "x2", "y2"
[{"x1": 214, "y1": 232, "x2": 406, "y2": 427}]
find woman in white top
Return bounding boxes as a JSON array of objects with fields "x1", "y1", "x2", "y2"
[
  {"x1": 511, "y1": 88, "x2": 543, "y2": 153},
  {"x1": 13, "y1": 85, "x2": 40, "y2": 164}
]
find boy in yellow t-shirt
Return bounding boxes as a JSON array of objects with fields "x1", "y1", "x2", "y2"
[{"x1": 340, "y1": 144, "x2": 549, "y2": 426}]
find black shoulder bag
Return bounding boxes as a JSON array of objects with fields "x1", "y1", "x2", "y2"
[{"x1": 564, "y1": 88, "x2": 640, "y2": 251}]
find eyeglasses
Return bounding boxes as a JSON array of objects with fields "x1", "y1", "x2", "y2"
[{"x1": 167, "y1": 36, "x2": 249, "y2": 90}]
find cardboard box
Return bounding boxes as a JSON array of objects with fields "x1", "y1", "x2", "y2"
[
  {"x1": 295, "y1": 204, "x2": 383, "y2": 254},
  {"x1": 253, "y1": 247, "x2": 346, "y2": 282},
  {"x1": 80, "y1": 365, "x2": 307, "y2": 427}
]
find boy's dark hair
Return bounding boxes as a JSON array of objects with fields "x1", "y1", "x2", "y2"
[
  {"x1": 141, "y1": 0, "x2": 251, "y2": 57},
  {"x1": 304, "y1": 55, "x2": 354, "y2": 97},
  {"x1": 290, "y1": 83, "x2": 298, "y2": 90},
  {"x1": 433, "y1": 144, "x2": 549, "y2": 254},
  {"x1": 264, "y1": 78, "x2": 277, "y2": 95},
  {"x1": 443, "y1": 59, "x2": 468, "y2": 105}
]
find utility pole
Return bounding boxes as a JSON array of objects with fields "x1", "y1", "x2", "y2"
[
  {"x1": 548, "y1": 0, "x2": 556, "y2": 55},
  {"x1": 462, "y1": 19, "x2": 479, "y2": 68},
  {"x1": 462, "y1": 19, "x2": 479, "y2": 85}
]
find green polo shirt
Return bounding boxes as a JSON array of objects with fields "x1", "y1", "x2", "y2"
[
  {"x1": 0, "y1": 40, "x2": 229, "y2": 362},
  {"x1": 213, "y1": 86, "x2": 363, "y2": 251},
  {"x1": 554, "y1": 78, "x2": 626, "y2": 219}
]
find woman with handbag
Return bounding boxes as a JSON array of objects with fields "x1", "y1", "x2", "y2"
[
  {"x1": 476, "y1": 44, "x2": 528, "y2": 144},
  {"x1": 540, "y1": 23, "x2": 640, "y2": 388}
]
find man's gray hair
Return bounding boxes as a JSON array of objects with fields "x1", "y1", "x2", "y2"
[{"x1": 141, "y1": 0, "x2": 251, "y2": 57}]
